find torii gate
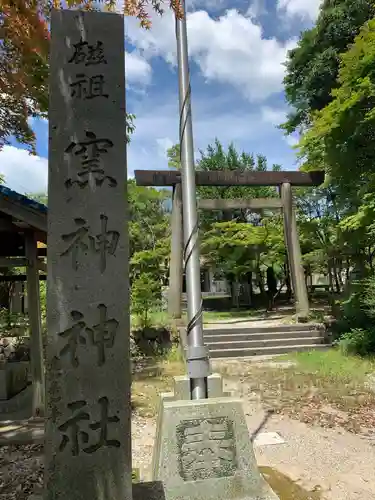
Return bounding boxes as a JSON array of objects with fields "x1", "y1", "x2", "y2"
[{"x1": 134, "y1": 169, "x2": 324, "y2": 320}]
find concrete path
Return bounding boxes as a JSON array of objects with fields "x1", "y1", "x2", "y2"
[
  {"x1": 205, "y1": 318, "x2": 296, "y2": 329},
  {"x1": 0, "y1": 418, "x2": 44, "y2": 445},
  {"x1": 248, "y1": 405, "x2": 375, "y2": 500}
]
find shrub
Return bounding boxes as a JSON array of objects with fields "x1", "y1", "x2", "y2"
[
  {"x1": 339, "y1": 328, "x2": 375, "y2": 356},
  {"x1": 131, "y1": 326, "x2": 172, "y2": 356},
  {"x1": 336, "y1": 274, "x2": 375, "y2": 355},
  {"x1": 0, "y1": 337, "x2": 30, "y2": 362},
  {"x1": 131, "y1": 273, "x2": 161, "y2": 329}
]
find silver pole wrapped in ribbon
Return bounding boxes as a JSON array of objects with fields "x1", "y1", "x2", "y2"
[{"x1": 175, "y1": 0, "x2": 210, "y2": 399}]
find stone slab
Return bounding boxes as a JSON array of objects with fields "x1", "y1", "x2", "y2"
[
  {"x1": 133, "y1": 481, "x2": 167, "y2": 500},
  {"x1": 47, "y1": 9, "x2": 130, "y2": 500},
  {"x1": 30, "y1": 482, "x2": 167, "y2": 500},
  {"x1": 0, "y1": 362, "x2": 29, "y2": 400},
  {"x1": 253, "y1": 432, "x2": 285, "y2": 447},
  {"x1": 0, "y1": 383, "x2": 32, "y2": 416},
  {"x1": 152, "y1": 397, "x2": 279, "y2": 500}
]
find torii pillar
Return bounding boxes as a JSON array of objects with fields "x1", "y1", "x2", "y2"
[
  {"x1": 281, "y1": 183, "x2": 309, "y2": 319},
  {"x1": 168, "y1": 184, "x2": 183, "y2": 319}
]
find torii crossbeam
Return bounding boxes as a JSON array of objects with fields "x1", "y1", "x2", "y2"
[{"x1": 134, "y1": 169, "x2": 324, "y2": 187}]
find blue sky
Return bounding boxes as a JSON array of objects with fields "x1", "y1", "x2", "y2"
[{"x1": 0, "y1": 0, "x2": 321, "y2": 194}]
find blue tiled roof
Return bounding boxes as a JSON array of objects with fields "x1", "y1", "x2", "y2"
[{"x1": 0, "y1": 185, "x2": 47, "y2": 214}]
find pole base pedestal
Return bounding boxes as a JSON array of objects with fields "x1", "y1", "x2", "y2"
[{"x1": 152, "y1": 378, "x2": 279, "y2": 500}]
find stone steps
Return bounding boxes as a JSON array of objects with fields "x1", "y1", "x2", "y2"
[
  {"x1": 206, "y1": 336, "x2": 325, "y2": 351},
  {"x1": 204, "y1": 330, "x2": 324, "y2": 342},
  {"x1": 208, "y1": 343, "x2": 330, "y2": 359},
  {"x1": 203, "y1": 323, "x2": 331, "y2": 359},
  {"x1": 204, "y1": 323, "x2": 324, "y2": 333}
]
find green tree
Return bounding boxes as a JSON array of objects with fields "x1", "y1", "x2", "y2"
[
  {"x1": 299, "y1": 18, "x2": 375, "y2": 192},
  {"x1": 295, "y1": 17, "x2": 375, "y2": 288},
  {"x1": 167, "y1": 143, "x2": 181, "y2": 170},
  {"x1": 131, "y1": 272, "x2": 161, "y2": 328},
  {"x1": 177, "y1": 139, "x2": 287, "y2": 304},
  {"x1": 291, "y1": 15, "x2": 375, "y2": 352},
  {"x1": 128, "y1": 180, "x2": 171, "y2": 283},
  {"x1": 201, "y1": 218, "x2": 285, "y2": 305},
  {"x1": 282, "y1": 0, "x2": 375, "y2": 135},
  {"x1": 196, "y1": 139, "x2": 280, "y2": 229},
  {"x1": 295, "y1": 186, "x2": 349, "y2": 293}
]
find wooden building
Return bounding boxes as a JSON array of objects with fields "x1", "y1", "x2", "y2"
[{"x1": 0, "y1": 185, "x2": 46, "y2": 416}]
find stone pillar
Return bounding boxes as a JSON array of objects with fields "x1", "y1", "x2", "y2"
[
  {"x1": 203, "y1": 268, "x2": 210, "y2": 293},
  {"x1": 168, "y1": 183, "x2": 183, "y2": 318},
  {"x1": 46, "y1": 9, "x2": 131, "y2": 500},
  {"x1": 281, "y1": 183, "x2": 309, "y2": 318},
  {"x1": 25, "y1": 231, "x2": 45, "y2": 417},
  {"x1": 10, "y1": 281, "x2": 23, "y2": 314}
]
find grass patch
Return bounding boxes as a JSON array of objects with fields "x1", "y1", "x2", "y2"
[
  {"x1": 131, "y1": 310, "x2": 171, "y2": 329},
  {"x1": 217, "y1": 348, "x2": 375, "y2": 433},
  {"x1": 285, "y1": 349, "x2": 375, "y2": 385},
  {"x1": 202, "y1": 309, "x2": 257, "y2": 322},
  {"x1": 131, "y1": 308, "x2": 261, "y2": 329},
  {"x1": 131, "y1": 349, "x2": 185, "y2": 417}
]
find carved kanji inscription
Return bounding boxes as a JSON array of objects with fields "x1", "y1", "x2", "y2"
[
  {"x1": 57, "y1": 305, "x2": 118, "y2": 367},
  {"x1": 58, "y1": 397, "x2": 120, "y2": 456},
  {"x1": 65, "y1": 131, "x2": 117, "y2": 189},
  {"x1": 70, "y1": 74, "x2": 108, "y2": 100},
  {"x1": 68, "y1": 38, "x2": 107, "y2": 66},
  {"x1": 60, "y1": 214, "x2": 119, "y2": 272},
  {"x1": 177, "y1": 417, "x2": 237, "y2": 481}
]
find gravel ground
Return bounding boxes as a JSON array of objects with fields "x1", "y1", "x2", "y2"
[{"x1": 2, "y1": 398, "x2": 375, "y2": 500}]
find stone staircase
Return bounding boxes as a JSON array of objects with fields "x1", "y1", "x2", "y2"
[{"x1": 203, "y1": 323, "x2": 331, "y2": 359}]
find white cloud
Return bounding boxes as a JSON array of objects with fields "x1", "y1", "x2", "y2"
[
  {"x1": 246, "y1": 0, "x2": 267, "y2": 19},
  {"x1": 261, "y1": 106, "x2": 287, "y2": 127},
  {"x1": 0, "y1": 146, "x2": 48, "y2": 194},
  {"x1": 126, "y1": 9, "x2": 297, "y2": 102},
  {"x1": 285, "y1": 133, "x2": 299, "y2": 147},
  {"x1": 156, "y1": 137, "x2": 174, "y2": 159},
  {"x1": 187, "y1": 0, "x2": 231, "y2": 11},
  {"x1": 127, "y1": 94, "x2": 292, "y2": 175},
  {"x1": 260, "y1": 106, "x2": 301, "y2": 149},
  {"x1": 126, "y1": 50, "x2": 152, "y2": 84},
  {"x1": 277, "y1": 0, "x2": 322, "y2": 21}
]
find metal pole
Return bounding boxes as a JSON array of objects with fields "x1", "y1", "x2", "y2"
[
  {"x1": 175, "y1": 0, "x2": 210, "y2": 400},
  {"x1": 168, "y1": 184, "x2": 183, "y2": 319}
]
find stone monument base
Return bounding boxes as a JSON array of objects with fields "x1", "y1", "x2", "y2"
[
  {"x1": 29, "y1": 482, "x2": 167, "y2": 500},
  {"x1": 152, "y1": 374, "x2": 278, "y2": 500},
  {"x1": 0, "y1": 362, "x2": 29, "y2": 400}
]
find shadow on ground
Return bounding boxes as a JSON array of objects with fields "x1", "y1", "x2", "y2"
[{"x1": 260, "y1": 467, "x2": 323, "y2": 500}]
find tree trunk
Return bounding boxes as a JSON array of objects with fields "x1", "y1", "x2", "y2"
[
  {"x1": 284, "y1": 261, "x2": 292, "y2": 302},
  {"x1": 246, "y1": 272, "x2": 253, "y2": 306},
  {"x1": 0, "y1": 282, "x2": 11, "y2": 310},
  {"x1": 345, "y1": 258, "x2": 351, "y2": 283},
  {"x1": 333, "y1": 264, "x2": 341, "y2": 294},
  {"x1": 257, "y1": 272, "x2": 265, "y2": 296},
  {"x1": 231, "y1": 281, "x2": 240, "y2": 309},
  {"x1": 266, "y1": 266, "x2": 277, "y2": 311},
  {"x1": 328, "y1": 261, "x2": 334, "y2": 294},
  {"x1": 337, "y1": 259, "x2": 344, "y2": 290}
]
